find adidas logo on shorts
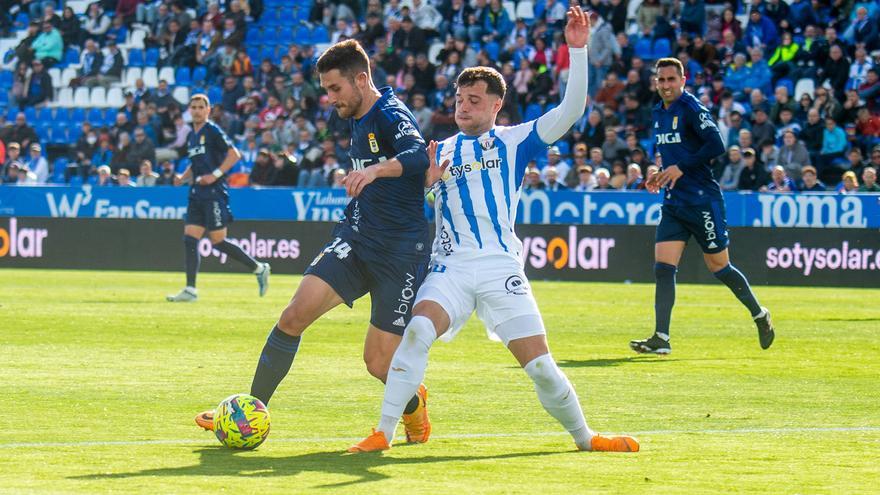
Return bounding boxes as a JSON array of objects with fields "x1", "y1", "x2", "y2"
[{"x1": 393, "y1": 317, "x2": 406, "y2": 327}]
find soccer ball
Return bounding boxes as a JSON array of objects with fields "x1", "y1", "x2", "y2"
[{"x1": 213, "y1": 394, "x2": 271, "y2": 449}]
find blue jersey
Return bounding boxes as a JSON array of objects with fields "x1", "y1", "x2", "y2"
[
  {"x1": 187, "y1": 120, "x2": 234, "y2": 200},
  {"x1": 652, "y1": 91, "x2": 725, "y2": 206},
  {"x1": 338, "y1": 87, "x2": 430, "y2": 263}
]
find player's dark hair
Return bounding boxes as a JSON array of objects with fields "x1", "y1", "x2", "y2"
[
  {"x1": 190, "y1": 94, "x2": 210, "y2": 106},
  {"x1": 655, "y1": 57, "x2": 685, "y2": 77},
  {"x1": 316, "y1": 39, "x2": 371, "y2": 81},
  {"x1": 456, "y1": 67, "x2": 507, "y2": 98}
]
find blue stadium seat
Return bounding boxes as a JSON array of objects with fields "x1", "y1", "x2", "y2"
[
  {"x1": 246, "y1": 27, "x2": 262, "y2": 43},
  {"x1": 311, "y1": 25, "x2": 329, "y2": 43},
  {"x1": 191, "y1": 66, "x2": 207, "y2": 84},
  {"x1": 6, "y1": 107, "x2": 17, "y2": 121},
  {"x1": 103, "y1": 111, "x2": 116, "y2": 127},
  {"x1": 127, "y1": 48, "x2": 145, "y2": 67},
  {"x1": 51, "y1": 123, "x2": 67, "y2": 144},
  {"x1": 0, "y1": 91, "x2": 7, "y2": 108},
  {"x1": 246, "y1": 46, "x2": 260, "y2": 63},
  {"x1": 145, "y1": 48, "x2": 160, "y2": 67},
  {"x1": 174, "y1": 67, "x2": 191, "y2": 86},
  {"x1": 652, "y1": 38, "x2": 672, "y2": 59},
  {"x1": 36, "y1": 122, "x2": 50, "y2": 143},
  {"x1": 296, "y1": 7, "x2": 310, "y2": 21},
  {"x1": 61, "y1": 47, "x2": 80, "y2": 67},
  {"x1": 54, "y1": 107, "x2": 70, "y2": 123},
  {"x1": 294, "y1": 25, "x2": 311, "y2": 44},
  {"x1": 69, "y1": 175, "x2": 83, "y2": 187},
  {"x1": 634, "y1": 37, "x2": 653, "y2": 59},
  {"x1": 776, "y1": 78, "x2": 794, "y2": 96},
  {"x1": 24, "y1": 106, "x2": 37, "y2": 122},
  {"x1": 555, "y1": 140, "x2": 570, "y2": 156},
  {"x1": 87, "y1": 108, "x2": 103, "y2": 125},
  {"x1": 484, "y1": 41, "x2": 500, "y2": 61},
  {"x1": 36, "y1": 107, "x2": 52, "y2": 124},
  {"x1": 207, "y1": 85, "x2": 223, "y2": 104},
  {"x1": 53, "y1": 158, "x2": 68, "y2": 182},
  {"x1": 259, "y1": 46, "x2": 276, "y2": 63},
  {"x1": 0, "y1": 70, "x2": 12, "y2": 88},
  {"x1": 524, "y1": 103, "x2": 543, "y2": 121},
  {"x1": 71, "y1": 107, "x2": 86, "y2": 123},
  {"x1": 277, "y1": 26, "x2": 294, "y2": 42}
]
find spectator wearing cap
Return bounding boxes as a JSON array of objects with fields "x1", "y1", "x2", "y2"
[
  {"x1": 573, "y1": 165, "x2": 596, "y2": 192},
  {"x1": 84, "y1": 40, "x2": 123, "y2": 88},
  {"x1": 32, "y1": 20, "x2": 62, "y2": 66},
  {"x1": 544, "y1": 165, "x2": 567, "y2": 192},
  {"x1": 744, "y1": 8, "x2": 779, "y2": 52},
  {"x1": 588, "y1": 12, "x2": 620, "y2": 99},
  {"x1": 117, "y1": 168, "x2": 135, "y2": 187},
  {"x1": 762, "y1": 165, "x2": 798, "y2": 193},
  {"x1": 719, "y1": 146, "x2": 746, "y2": 191},
  {"x1": 777, "y1": 130, "x2": 811, "y2": 179},
  {"x1": 523, "y1": 166, "x2": 544, "y2": 191},
  {"x1": 838, "y1": 170, "x2": 859, "y2": 194},
  {"x1": 818, "y1": 116, "x2": 847, "y2": 171},
  {"x1": 737, "y1": 147, "x2": 768, "y2": 191},
  {"x1": 22, "y1": 59, "x2": 53, "y2": 107},
  {"x1": 859, "y1": 166, "x2": 880, "y2": 192},
  {"x1": 798, "y1": 165, "x2": 826, "y2": 192},
  {"x1": 0, "y1": 143, "x2": 23, "y2": 184},
  {"x1": 563, "y1": 142, "x2": 589, "y2": 186},
  {"x1": 25, "y1": 143, "x2": 48, "y2": 184}
]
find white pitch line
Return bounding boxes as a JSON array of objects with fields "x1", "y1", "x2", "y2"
[{"x1": 1, "y1": 426, "x2": 879, "y2": 450}]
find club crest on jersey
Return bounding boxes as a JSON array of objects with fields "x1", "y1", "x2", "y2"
[
  {"x1": 480, "y1": 138, "x2": 495, "y2": 151},
  {"x1": 394, "y1": 120, "x2": 418, "y2": 140},
  {"x1": 656, "y1": 132, "x2": 682, "y2": 145},
  {"x1": 672, "y1": 116, "x2": 678, "y2": 130},
  {"x1": 367, "y1": 133, "x2": 380, "y2": 153},
  {"x1": 200, "y1": 135, "x2": 205, "y2": 145}
]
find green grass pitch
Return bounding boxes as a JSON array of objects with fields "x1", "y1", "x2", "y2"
[{"x1": 1, "y1": 269, "x2": 878, "y2": 494}]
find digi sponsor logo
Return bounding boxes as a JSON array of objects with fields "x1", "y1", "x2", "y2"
[
  {"x1": 655, "y1": 132, "x2": 682, "y2": 145},
  {"x1": 0, "y1": 218, "x2": 48, "y2": 259},
  {"x1": 521, "y1": 226, "x2": 616, "y2": 270},
  {"x1": 201, "y1": 233, "x2": 301, "y2": 264}
]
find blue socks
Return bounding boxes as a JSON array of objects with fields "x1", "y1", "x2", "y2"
[
  {"x1": 654, "y1": 262, "x2": 677, "y2": 337},
  {"x1": 714, "y1": 264, "x2": 762, "y2": 317},
  {"x1": 184, "y1": 235, "x2": 200, "y2": 288},
  {"x1": 250, "y1": 325, "x2": 301, "y2": 405},
  {"x1": 214, "y1": 240, "x2": 259, "y2": 271}
]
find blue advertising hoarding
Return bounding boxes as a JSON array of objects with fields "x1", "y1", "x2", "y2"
[{"x1": 0, "y1": 186, "x2": 877, "y2": 228}]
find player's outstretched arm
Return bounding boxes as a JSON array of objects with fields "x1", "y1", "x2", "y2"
[{"x1": 535, "y1": 5, "x2": 590, "y2": 144}]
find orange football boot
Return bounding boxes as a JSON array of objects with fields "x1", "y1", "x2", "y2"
[
  {"x1": 347, "y1": 429, "x2": 391, "y2": 453},
  {"x1": 583, "y1": 434, "x2": 640, "y2": 452},
  {"x1": 402, "y1": 384, "x2": 431, "y2": 443},
  {"x1": 194, "y1": 410, "x2": 214, "y2": 431}
]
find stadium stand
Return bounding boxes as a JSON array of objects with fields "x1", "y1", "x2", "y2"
[{"x1": 0, "y1": 0, "x2": 878, "y2": 193}]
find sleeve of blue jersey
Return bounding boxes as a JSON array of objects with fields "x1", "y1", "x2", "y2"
[
  {"x1": 515, "y1": 120, "x2": 548, "y2": 170},
  {"x1": 678, "y1": 100, "x2": 725, "y2": 169},
  {"x1": 211, "y1": 123, "x2": 232, "y2": 153},
  {"x1": 381, "y1": 109, "x2": 428, "y2": 176}
]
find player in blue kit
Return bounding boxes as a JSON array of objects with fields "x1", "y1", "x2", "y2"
[
  {"x1": 167, "y1": 94, "x2": 270, "y2": 303},
  {"x1": 629, "y1": 58, "x2": 775, "y2": 355},
  {"x1": 194, "y1": 40, "x2": 435, "y2": 444}
]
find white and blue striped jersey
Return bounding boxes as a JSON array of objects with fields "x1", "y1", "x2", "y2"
[{"x1": 432, "y1": 120, "x2": 548, "y2": 262}]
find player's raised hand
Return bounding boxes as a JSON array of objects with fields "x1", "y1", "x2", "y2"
[
  {"x1": 425, "y1": 140, "x2": 450, "y2": 187},
  {"x1": 564, "y1": 4, "x2": 591, "y2": 49}
]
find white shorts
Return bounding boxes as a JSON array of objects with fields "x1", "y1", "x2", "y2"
[{"x1": 415, "y1": 255, "x2": 545, "y2": 345}]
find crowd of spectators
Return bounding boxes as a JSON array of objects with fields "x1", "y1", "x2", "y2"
[{"x1": 0, "y1": 0, "x2": 879, "y2": 194}]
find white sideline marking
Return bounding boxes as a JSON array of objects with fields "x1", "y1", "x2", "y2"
[{"x1": 1, "y1": 426, "x2": 879, "y2": 450}]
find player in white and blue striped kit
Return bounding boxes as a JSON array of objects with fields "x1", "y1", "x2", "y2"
[{"x1": 349, "y1": 6, "x2": 638, "y2": 454}]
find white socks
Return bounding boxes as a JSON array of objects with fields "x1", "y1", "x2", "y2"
[
  {"x1": 523, "y1": 353, "x2": 594, "y2": 449},
  {"x1": 378, "y1": 315, "x2": 436, "y2": 443}
]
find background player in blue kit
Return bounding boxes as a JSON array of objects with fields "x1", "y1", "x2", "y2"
[
  {"x1": 194, "y1": 40, "x2": 437, "y2": 444},
  {"x1": 629, "y1": 58, "x2": 775, "y2": 355},
  {"x1": 166, "y1": 95, "x2": 270, "y2": 303}
]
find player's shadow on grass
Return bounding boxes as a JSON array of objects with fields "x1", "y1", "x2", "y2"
[
  {"x1": 72, "y1": 446, "x2": 563, "y2": 489},
  {"x1": 556, "y1": 356, "x2": 743, "y2": 367}
]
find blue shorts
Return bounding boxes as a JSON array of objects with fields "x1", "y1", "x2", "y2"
[
  {"x1": 656, "y1": 202, "x2": 729, "y2": 254},
  {"x1": 304, "y1": 234, "x2": 428, "y2": 335},
  {"x1": 185, "y1": 197, "x2": 233, "y2": 231}
]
